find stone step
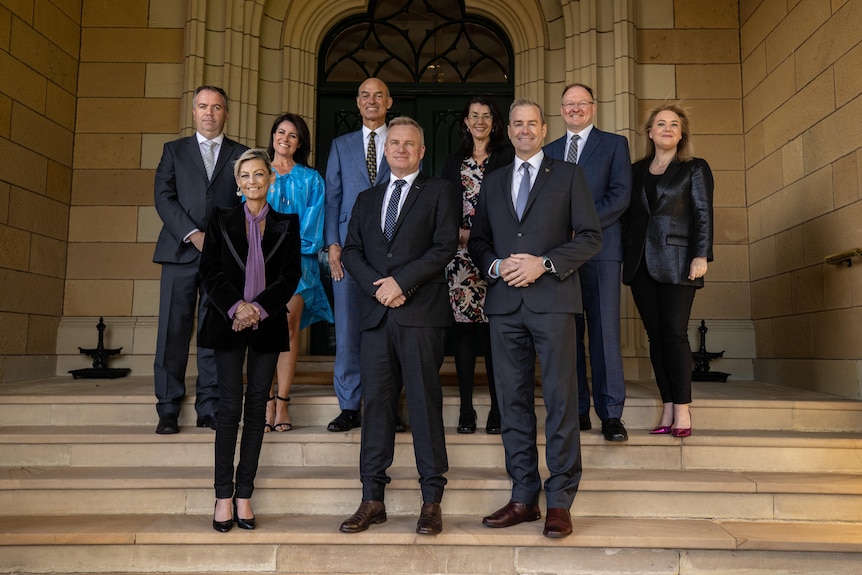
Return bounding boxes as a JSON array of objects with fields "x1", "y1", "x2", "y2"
[
  {"x1": 2, "y1": 514, "x2": 861, "y2": 575},
  {"x1": 3, "y1": 377, "x2": 862, "y2": 432},
  {"x1": 2, "y1": 423, "x2": 862, "y2": 473},
  {"x1": 4, "y1": 465, "x2": 862, "y2": 523}
]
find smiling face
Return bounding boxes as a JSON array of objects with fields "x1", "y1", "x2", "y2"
[
  {"x1": 648, "y1": 110, "x2": 683, "y2": 153},
  {"x1": 464, "y1": 103, "x2": 494, "y2": 143},
  {"x1": 235, "y1": 157, "x2": 275, "y2": 205},
  {"x1": 356, "y1": 78, "x2": 392, "y2": 129},
  {"x1": 272, "y1": 120, "x2": 300, "y2": 161},
  {"x1": 560, "y1": 85, "x2": 595, "y2": 133},
  {"x1": 192, "y1": 89, "x2": 228, "y2": 139},
  {"x1": 384, "y1": 123, "x2": 425, "y2": 178},
  {"x1": 508, "y1": 103, "x2": 547, "y2": 161}
]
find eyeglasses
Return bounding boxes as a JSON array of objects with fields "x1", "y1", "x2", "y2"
[
  {"x1": 468, "y1": 114, "x2": 492, "y2": 122},
  {"x1": 562, "y1": 101, "x2": 594, "y2": 110}
]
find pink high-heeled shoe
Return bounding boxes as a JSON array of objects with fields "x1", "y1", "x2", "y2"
[
  {"x1": 671, "y1": 414, "x2": 692, "y2": 437},
  {"x1": 650, "y1": 425, "x2": 672, "y2": 434}
]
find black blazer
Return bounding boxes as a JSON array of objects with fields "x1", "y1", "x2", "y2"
[
  {"x1": 468, "y1": 156, "x2": 603, "y2": 315},
  {"x1": 341, "y1": 173, "x2": 460, "y2": 331},
  {"x1": 622, "y1": 157, "x2": 714, "y2": 287},
  {"x1": 198, "y1": 205, "x2": 301, "y2": 352},
  {"x1": 440, "y1": 144, "x2": 515, "y2": 189},
  {"x1": 153, "y1": 135, "x2": 248, "y2": 265}
]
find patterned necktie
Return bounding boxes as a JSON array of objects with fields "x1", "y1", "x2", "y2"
[
  {"x1": 366, "y1": 131, "x2": 377, "y2": 185},
  {"x1": 515, "y1": 162, "x2": 531, "y2": 219},
  {"x1": 566, "y1": 134, "x2": 579, "y2": 164},
  {"x1": 203, "y1": 139, "x2": 215, "y2": 180},
  {"x1": 384, "y1": 179, "x2": 406, "y2": 242}
]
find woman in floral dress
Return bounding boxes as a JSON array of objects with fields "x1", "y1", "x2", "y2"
[{"x1": 441, "y1": 96, "x2": 513, "y2": 434}]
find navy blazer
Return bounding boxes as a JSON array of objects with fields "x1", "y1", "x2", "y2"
[
  {"x1": 622, "y1": 157, "x2": 714, "y2": 287},
  {"x1": 153, "y1": 135, "x2": 247, "y2": 264},
  {"x1": 324, "y1": 129, "x2": 392, "y2": 248},
  {"x1": 198, "y1": 205, "x2": 302, "y2": 352},
  {"x1": 468, "y1": 156, "x2": 603, "y2": 315},
  {"x1": 341, "y1": 173, "x2": 460, "y2": 331},
  {"x1": 544, "y1": 128, "x2": 631, "y2": 261}
]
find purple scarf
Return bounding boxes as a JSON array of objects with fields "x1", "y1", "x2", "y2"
[{"x1": 243, "y1": 202, "x2": 269, "y2": 328}]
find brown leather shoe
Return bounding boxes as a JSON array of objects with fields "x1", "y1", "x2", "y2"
[
  {"x1": 339, "y1": 500, "x2": 386, "y2": 533},
  {"x1": 543, "y1": 507, "x2": 572, "y2": 538},
  {"x1": 482, "y1": 500, "x2": 541, "y2": 528},
  {"x1": 416, "y1": 502, "x2": 442, "y2": 535}
]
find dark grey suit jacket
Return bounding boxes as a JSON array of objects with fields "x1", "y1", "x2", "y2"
[
  {"x1": 153, "y1": 135, "x2": 247, "y2": 264},
  {"x1": 341, "y1": 173, "x2": 460, "y2": 331},
  {"x1": 622, "y1": 157, "x2": 714, "y2": 287},
  {"x1": 468, "y1": 156, "x2": 603, "y2": 315}
]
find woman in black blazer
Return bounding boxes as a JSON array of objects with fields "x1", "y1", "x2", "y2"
[
  {"x1": 622, "y1": 104, "x2": 714, "y2": 438},
  {"x1": 440, "y1": 95, "x2": 514, "y2": 435},
  {"x1": 199, "y1": 148, "x2": 301, "y2": 531}
]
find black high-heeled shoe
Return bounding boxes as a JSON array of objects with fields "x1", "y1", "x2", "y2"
[
  {"x1": 234, "y1": 498, "x2": 256, "y2": 530},
  {"x1": 457, "y1": 409, "x2": 477, "y2": 434},
  {"x1": 212, "y1": 499, "x2": 233, "y2": 533}
]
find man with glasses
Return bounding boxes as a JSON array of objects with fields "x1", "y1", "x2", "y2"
[{"x1": 544, "y1": 83, "x2": 632, "y2": 442}]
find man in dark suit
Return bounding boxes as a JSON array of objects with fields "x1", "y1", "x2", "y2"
[
  {"x1": 339, "y1": 116, "x2": 459, "y2": 536},
  {"x1": 152, "y1": 85, "x2": 248, "y2": 434},
  {"x1": 324, "y1": 78, "x2": 394, "y2": 432},
  {"x1": 469, "y1": 100, "x2": 602, "y2": 538},
  {"x1": 544, "y1": 83, "x2": 632, "y2": 442}
]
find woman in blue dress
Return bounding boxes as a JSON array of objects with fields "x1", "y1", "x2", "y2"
[{"x1": 264, "y1": 113, "x2": 334, "y2": 431}]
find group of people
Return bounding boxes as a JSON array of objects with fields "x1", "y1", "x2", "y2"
[{"x1": 150, "y1": 78, "x2": 713, "y2": 537}]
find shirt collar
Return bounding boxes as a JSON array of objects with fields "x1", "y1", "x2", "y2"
[{"x1": 196, "y1": 132, "x2": 225, "y2": 146}]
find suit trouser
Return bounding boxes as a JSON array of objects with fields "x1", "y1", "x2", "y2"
[
  {"x1": 331, "y1": 271, "x2": 363, "y2": 410},
  {"x1": 575, "y1": 259, "x2": 626, "y2": 420},
  {"x1": 213, "y1": 342, "x2": 278, "y2": 499},
  {"x1": 629, "y1": 264, "x2": 696, "y2": 404},
  {"x1": 359, "y1": 314, "x2": 448, "y2": 503},
  {"x1": 489, "y1": 304, "x2": 582, "y2": 509},
  {"x1": 154, "y1": 261, "x2": 218, "y2": 418}
]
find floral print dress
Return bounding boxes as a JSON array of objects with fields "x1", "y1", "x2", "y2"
[{"x1": 446, "y1": 156, "x2": 488, "y2": 323}]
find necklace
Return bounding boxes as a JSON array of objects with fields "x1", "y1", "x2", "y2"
[{"x1": 651, "y1": 157, "x2": 673, "y2": 169}]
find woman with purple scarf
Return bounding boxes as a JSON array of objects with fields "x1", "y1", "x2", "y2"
[{"x1": 199, "y1": 148, "x2": 301, "y2": 532}]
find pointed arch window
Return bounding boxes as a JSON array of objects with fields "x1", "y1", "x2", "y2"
[{"x1": 321, "y1": 0, "x2": 511, "y2": 84}]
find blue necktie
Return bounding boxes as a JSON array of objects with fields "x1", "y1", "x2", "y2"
[
  {"x1": 384, "y1": 179, "x2": 406, "y2": 242},
  {"x1": 515, "y1": 162, "x2": 531, "y2": 219}
]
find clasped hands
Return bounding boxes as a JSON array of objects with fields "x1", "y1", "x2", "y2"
[
  {"x1": 232, "y1": 301, "x2": 261, "y2": 332},
  {"x1": 499, "y1": 253, "x2": 545, "y2": 288},
  {"x1": 374, "y1": 276, "x2": 406, "y2": 308}
]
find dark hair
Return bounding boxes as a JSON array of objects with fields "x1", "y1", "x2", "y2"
[
  {"x1": 455, "y1": 96, "x2": 508, "y2": 158},
  {"x1": 193, "y1": 85, "x2": 229, "y2": 111},
  {"x1": 640, "y1": 103, "x2": 694, "y2": 162},
  {"x1": 561, "y1": 83, "x2": 595, "y2": 100},
  {"x1": 266, "y1": 113, "x2": 313, "y2": 167},
  {"x1": 233, "y1": 148, "x2": 273, "y2": 181}
]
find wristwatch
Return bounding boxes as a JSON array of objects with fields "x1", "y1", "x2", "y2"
[{"x1": 542, "y1": 256, "x2": 554, "y2": 273}]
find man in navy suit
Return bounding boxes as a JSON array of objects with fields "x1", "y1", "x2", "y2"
[
  {"x1": 324, "y1": 78, "x2": 393, "y2": 432},
  {"x1": 152, "y1": 85, "x2": 248, "y2": 434},
  {"x1": 339, "y1": 117, "x2": 459, "y2": 535},
  {"x1": 544, "y1": 83, "x2": 632, "y2": 442},
  {"x1": 470, "y1": 100, "x2": 602, "y2": 538}
]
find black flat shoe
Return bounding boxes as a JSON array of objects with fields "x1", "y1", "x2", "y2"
[
  {"x1": 395, "y1": 416, "x2": 407, "y2": 433},
  {"x1": 485, "y1": 409, "x2": 501, "y2": 434},
  {"x1": 155, "y1": 413, "x2": 179, "y2": 435},
  {"x1": 457, "y1": 409, "x2": 477, "y2": 434},
  {"x1": 233, "y1": 498, "x2": 255, "y2": 530},
  {"x1": 327, "y1": 409, "x2": 361, "y2": 432},
  {"x1": 212, "y1": 500, "x2": 233, "y2": 533}
]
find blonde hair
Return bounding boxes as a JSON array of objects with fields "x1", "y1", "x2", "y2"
[
  {"x1": 641, "y1": 103, "x2": 693, "y2": 162},
  {"x1": 233, "y1": 148, "x2": 273, "y2": 180}
]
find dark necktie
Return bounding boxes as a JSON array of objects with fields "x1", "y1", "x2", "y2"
[
  {"x1": 384, "y1": 179, "x2": 406, "y2": 242},
  {"x1": 366, "y1": 131, "x2": 377, "y2": 185},
  {"x1": 515, "y1": 162, "x2": 531, "y2": 220},
  {"x1": 203, "y1": 140, "x2": 215, "y2": 180},
  {"x1": 566, "y1": 134, "x2": 579, "y2": 164}
]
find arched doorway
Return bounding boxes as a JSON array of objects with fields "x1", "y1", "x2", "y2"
[{"x1": 310, "y1": 0, "x2": 515, "y2": 354}]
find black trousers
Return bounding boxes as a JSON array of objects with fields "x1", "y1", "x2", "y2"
[
  {"x1": 213, "y1": 341, "x2": 278, "y2": 500},
  {"x1": 629, "y1": 264, "x2": 696, "y2": 405},
  {"x1": 359, "y1": 314, "x2": 448, "y2": 504}
]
